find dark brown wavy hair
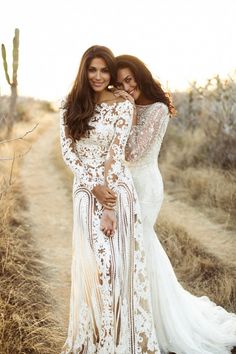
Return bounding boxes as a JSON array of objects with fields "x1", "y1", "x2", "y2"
[
  {"x1": 116, "y1": 55, "x2": 176, "y2": 116},
  {"x1": 63, "y1": 45, "x2": 116, "y2": 141}
]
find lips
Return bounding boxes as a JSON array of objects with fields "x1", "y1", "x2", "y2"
[
  {"x1": 128, "y1": 88, "x2": 136, "y2": 96},
  {"x1": 92, "y1": 82, "x2": 104, "y2": 87}
]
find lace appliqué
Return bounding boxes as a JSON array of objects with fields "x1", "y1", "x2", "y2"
[{"x1": 125, "y1": 103, "x2": 169, "y2": 162}]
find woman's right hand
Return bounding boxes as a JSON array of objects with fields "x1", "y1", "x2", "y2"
[
  {"x1": 92, "y1": 184, "x2": 117, "y2": 209},
  {"x1": 113, "y1": 90, "x2": 137, "y2": 125},
  {"x1": 100, "y1": 209, "x2": 117, "y2": 237},
  {"x1": 113, "y1": 89, "x2": 135, "y2": 105}
]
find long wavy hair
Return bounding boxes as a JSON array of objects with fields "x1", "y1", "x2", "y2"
[
  {"x1": 63, "y1": 45, "x2": 116, "y2": 141},
  {"x1": 116, "y1": 55, "x2": 176, "y2": 116}
]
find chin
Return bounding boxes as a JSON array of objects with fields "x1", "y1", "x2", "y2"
[
  {"x1": 92, "y1": 86, "x2": 106, "y2": 92},
  {"x1": 133, "y1": 93, "x2": 140, "y2": 102}
]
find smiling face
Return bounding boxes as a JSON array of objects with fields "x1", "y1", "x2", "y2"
[
  {"x1": 116, "y1": 67, "x2": 141, "y2": 101},
  {"x1": 87, "y1": 57, "x2": 111, "y2": 93}
]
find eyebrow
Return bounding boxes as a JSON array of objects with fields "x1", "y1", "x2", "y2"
[{"x1": 88, "y1": 65, "x2": 109, "y2": 69}]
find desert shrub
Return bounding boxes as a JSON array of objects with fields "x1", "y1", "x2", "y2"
[
  {"x1": 0, "y1": 96, "x2": 56, "y2": 129},
  {"x1": 168, "y1": 73, "x2": 236, "y2": 169}
]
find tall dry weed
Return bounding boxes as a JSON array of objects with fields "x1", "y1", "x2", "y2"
[
  {"x1": 156, "y1": 215, "x2": 236, "y2": 312},
  {"x1": 0, "y1": 98, "x2": 62, "y2": 353}
]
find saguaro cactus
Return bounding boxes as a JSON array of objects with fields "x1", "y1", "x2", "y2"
[{"x1": 1, "y1": 28, "x2": 20, "y2": 133}]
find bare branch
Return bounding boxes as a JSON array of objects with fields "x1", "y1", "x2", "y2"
[
  {"x1": 0, "y1": 123, "x2": 38, "y2": 161},
  {"x1": 0, "y1": 123, "x2": 39, "y2": 145},
  {"x1": 0, "y1": 146, "x2": 32, "y2": 161}
]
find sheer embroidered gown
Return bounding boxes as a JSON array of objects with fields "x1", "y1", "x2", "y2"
[
  {"x1": 125, "y1": 102, "x2": 236, "y2": 354},
  {"x1": 60, "y1": 100, "x2": 161, "y2": 354}
]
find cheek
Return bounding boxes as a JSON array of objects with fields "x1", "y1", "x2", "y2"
[
  {"x1": 134, "y1": 88, "x2": 141, "y2": 99},
  {"x1": 87, "y1": 72, "x2": 94, "y2": 80},
  {"x1": 132, "y1": 79, "x2": 138, "y2": 87},
  {"x1": 103, "y1": 73, "x2": 111, "y2": 82}
]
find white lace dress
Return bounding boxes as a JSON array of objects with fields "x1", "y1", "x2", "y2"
[
  {"x1": 126, "y1": 102, "x2": 236, "y2": 354},
  {"x1": 60, "y1": 100, "x2": 161, "y2": 354}
]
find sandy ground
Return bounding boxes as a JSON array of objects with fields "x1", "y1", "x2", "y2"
[
  {"x1": 20, "y1": 113, "x2": 72, "y2": 335},
  {"x1": 20, "y1": 112, "x2": 236, "y2": 342}
]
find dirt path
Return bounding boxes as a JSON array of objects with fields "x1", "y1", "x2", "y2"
[
  {"x1": 20, "y1": 113, "x2": 72, "y2": 334},
  {"x1": 160, "y1": 194, "x2": 236, "y2": 267}
]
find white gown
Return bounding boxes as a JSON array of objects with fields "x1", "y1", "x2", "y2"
[
  {"x1": 60, "y1": 100, "x2": 162, "y2": 353},
  {"x1": 126, "y1": 102, "x2": 236, "y2": 354}
]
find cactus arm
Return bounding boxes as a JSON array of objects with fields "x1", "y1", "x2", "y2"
[
  {"x1": 12, "y1": 28, "x2": 19, "y2": 85},
  {"x1": 1, "y1": 44, "x2": 11, "y2": 85}
]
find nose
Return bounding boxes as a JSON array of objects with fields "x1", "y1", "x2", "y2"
[
  {"x1": 123, "y1": 82, "x2": 130, "y2": 92},
  {"x1": 95, "y1": 70, "x2": 102, "y2": 80}
]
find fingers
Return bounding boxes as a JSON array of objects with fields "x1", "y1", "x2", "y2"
[
  {"x1": 103, "y1": 205, "x2": 114, "y2": 210},
  {"x1": 104, "y1": 196, "x2": 116, "y2": 203},
  {"x1": 114, "y1": 90, "x2": 134, "y2": 104},
  {"x1": 100, "y1": 223, "x2": 115, "y2": 237},
  {"x1": 106, "y1": 189, "x2": 117, "y2": 198},
  {"x1": 101, "y1": 228, "x2": 114, "y2": 237},
  {"x1": 103, "y1": 202, "x2": 116, "y2": 209}
]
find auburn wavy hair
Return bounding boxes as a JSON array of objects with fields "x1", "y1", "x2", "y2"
[
  {"x1": 63, "y1": 45, "x2": 116, "y2": 141},
  {"x1": 116, "y1": 55, "x2": 176, "y2": 116}
]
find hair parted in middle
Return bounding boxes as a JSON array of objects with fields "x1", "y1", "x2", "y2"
[
  {"x1": 116, "y1": 54, "x2": 176, "y2": 116},
  {"x1": 63, "y1": 45, "x2": 116, "y2": 141}
]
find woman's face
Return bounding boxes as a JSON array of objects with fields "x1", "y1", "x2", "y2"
[
  {"x1": 87, "y1": 57, "x2": 111, "y2": 93},
  {"x1": 116, "y1": 67, "x2": 141, "y2": 101}
]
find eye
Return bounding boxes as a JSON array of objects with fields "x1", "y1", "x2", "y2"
[
  {"x1": 88, "y1": 67, "x2": 96, "y2": 73},
  {"x1": 102, "y1": 68, "x2": 110, "y2": 73},
  {"x1": 125, "y1": 77, "x2": 132, "y2": 83}
]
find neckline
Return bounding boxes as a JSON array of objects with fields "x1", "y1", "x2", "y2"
[
  {"x1": 136, "y1": 102, "x2": 157, "y2": 107},
  {"x1": 95, "y1": 101, "x2": 117, "y2": 107},
  {"x1": 95, "y1": 100, "x2": 129, "y2": 108}
]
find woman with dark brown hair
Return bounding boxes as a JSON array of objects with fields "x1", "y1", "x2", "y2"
[
  {"x1": 111, "y1": 54, "x2": 236, "y2": 354},
  {"x1": 60, "y1": 46, "x2": 161, "y2": 353}
]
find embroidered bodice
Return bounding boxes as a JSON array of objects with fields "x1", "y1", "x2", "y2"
[{"x1": 60, "y1": 100, "x2": 134, "y2": 192}]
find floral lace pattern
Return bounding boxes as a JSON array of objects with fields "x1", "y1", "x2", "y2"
[
  {"x1": 60, "y1": 100, "x2": 160, "y2": 353},
  {"x1": 125, "y1": 103, "x2": 169, "y2": 166}
]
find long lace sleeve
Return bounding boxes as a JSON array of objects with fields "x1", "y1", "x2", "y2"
[
  {"x1": 104, "y1": 101, "x2": 133, "y2": 192},
  {"x1": 125, "y1": 102, "x2": 169, "y2": 161},
  {"x1": 60, "y1": 109, "x2": 100, "y2": 191}
]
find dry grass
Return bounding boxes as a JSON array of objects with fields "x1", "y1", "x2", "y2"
[
  {"x1": 156, "y1": 213, "x2": 236, "y2": 312},
  {"x1": 0, "y1": 182, "x2": 63, "y2": 354},
  {"x1": 160, "y1": 121, "x2": 236, "y2": 229},
  {"x1": 0, "y1": 98, "x2": 62, "y2": 354},
  {"x1": 161, "y1": 163, "x2": 236, "y2": 229}
]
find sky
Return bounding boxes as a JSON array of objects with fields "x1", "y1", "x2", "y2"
[{"x1": 0, "y1": 0, "x2": 235, "y2": 101}]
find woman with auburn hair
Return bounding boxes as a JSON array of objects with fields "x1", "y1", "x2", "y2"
[
  {"x1": 60, "y1": 46, "x2": 161, "y2": 353},
  {"x1": 114, "y1": 54, "x2": 236, "y2": 353}
]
